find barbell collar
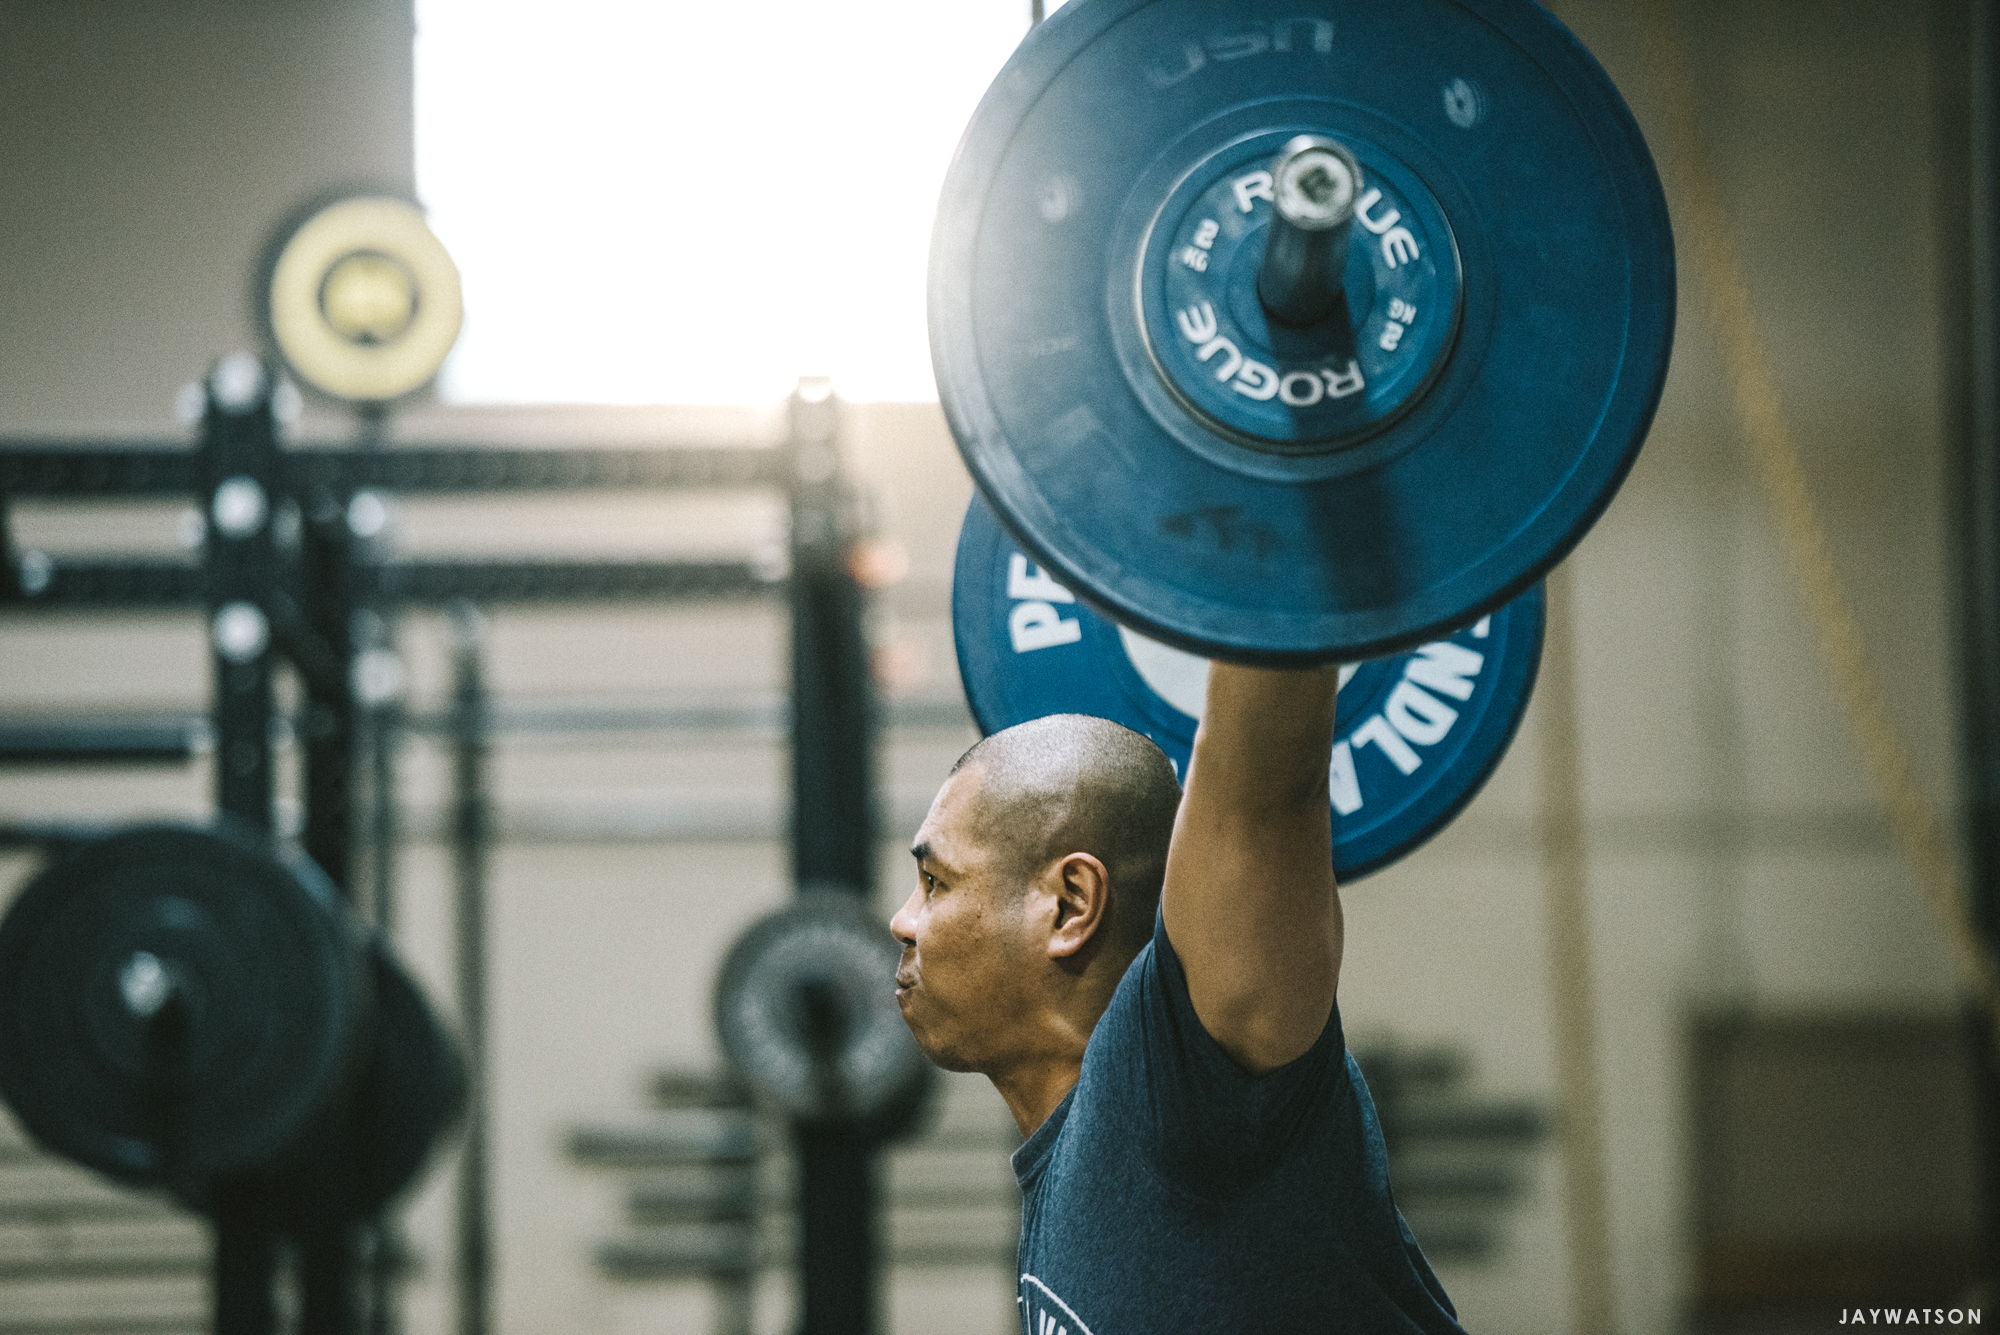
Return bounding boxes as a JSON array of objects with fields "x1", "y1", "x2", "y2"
[{"x1": 1257, "y1": 136, "x2": 1362, "y2": 329}]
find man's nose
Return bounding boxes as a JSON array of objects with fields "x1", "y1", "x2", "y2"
[{"x1": 889, "y1": 886, "x2": 922, "y2": 945}]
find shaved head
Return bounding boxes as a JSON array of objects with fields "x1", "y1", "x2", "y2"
[
  {"x1": 893, "y1": 714, "x2": 1185, "y2": 1085},
  {"x1": 949, "y1": 714, "x2": 1182, "y2": 955}
]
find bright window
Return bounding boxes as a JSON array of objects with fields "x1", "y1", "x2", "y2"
[{"x1": 414, "y1": 2, "x2": 1056, "y2": 405}]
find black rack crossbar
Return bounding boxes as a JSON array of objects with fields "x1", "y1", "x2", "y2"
[
  {"x1": 21, "y1": 560, "x2": 204, "y2": 606},
  {"x1": 0, "y1": 447, "x2": 195, "y2": 496},
  {"x1": 0, "y1": 714, "x2": 208, "y2": 766},
  {"x1": 0, "y1": 444, "x2": 790, "y2": 497},
  {"x1": 10, "y1": 558, "x2": 777, "y2": 608},
  {"x1": 372, "y1": 559, "x2": 777, "y2": 604},
  {"x1": 290, "y1": 445, "x2": 790, "y2": 494},
  {"x1": 0, "y1": 694, "x2": 965, "y2": 761}
]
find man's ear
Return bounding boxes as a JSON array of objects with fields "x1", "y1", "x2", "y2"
[{"x1": 1046, "y1": 852, "x2": 1110, "y2": 959}]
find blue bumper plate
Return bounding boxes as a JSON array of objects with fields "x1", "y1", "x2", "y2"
[
  {"x1": 953, "y1": 496, "x2": 1543, "y2": 879},
  {"x1": 930, "y1": 0, "x2": 1671, "y2": 662}
]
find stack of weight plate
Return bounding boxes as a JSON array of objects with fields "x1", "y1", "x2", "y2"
[
  {"x1": 0, "y1": 825, "x2": 464, "y2": 1242},
  {"x1": 570, "y1": 1067, "x2": 1020, "y2": 1331}
]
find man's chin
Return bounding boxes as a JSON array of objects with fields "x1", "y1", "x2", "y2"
[
  {"x1": 900, "y1": 1008, "x2": 978, "y2": 1074},
  {"x1": 921, "y1": 1050, "x2": 981, "y2": 1074}
]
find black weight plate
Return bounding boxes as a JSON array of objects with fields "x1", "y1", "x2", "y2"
[
  {"x1": 953, "y1": 495, "x2": 1540, "y2": 879},
  {"x1": 0, "y1": 825, "x2": 367, "y2": 1192},
  {"x1": 714, "y1": 892, "x2": 931, "y2": 1129},
  {"x1": 354, "y1": 940, "x2": 465, "y2": 1216},
  {"x1": 171, "y1": 940, "x2": 461, "y2": 1225},
  {"x1": 930, "y1": 0, "x2": 1672, "y2": 663}
]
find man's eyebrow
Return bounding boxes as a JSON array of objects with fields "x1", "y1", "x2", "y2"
[{"x1": 910, "y1": 840, "x2": 932, "y2": 864}]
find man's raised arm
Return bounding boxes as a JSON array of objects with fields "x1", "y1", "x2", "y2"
[{"x1": 1161, "y1": 662, "x2": 1343, "y2": 1075}]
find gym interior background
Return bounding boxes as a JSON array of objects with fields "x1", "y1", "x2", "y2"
[{"x1": 0, "y1": 0, "x2": 1993, "y2": 1333}]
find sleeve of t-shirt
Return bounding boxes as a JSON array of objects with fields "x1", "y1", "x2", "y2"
[{"x1": 1083, "y1": 907, "x2": 1350, "y2": 1194}]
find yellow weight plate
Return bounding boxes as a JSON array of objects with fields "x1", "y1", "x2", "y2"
[{"x1": 268, "y1": 197, "x2": 462, "y2": 403}]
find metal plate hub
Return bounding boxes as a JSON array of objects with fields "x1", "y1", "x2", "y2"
[{"x1": 1135, "y1": 125, "x2": 1461, "y2": 453}]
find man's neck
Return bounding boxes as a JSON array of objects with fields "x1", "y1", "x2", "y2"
[
  {"x1": 988, "y1": 1056, "x2": 1084, "y2": 1139},
  {"x1": 983, "y1": 942, "x2": 1143, "y2": 1136}
]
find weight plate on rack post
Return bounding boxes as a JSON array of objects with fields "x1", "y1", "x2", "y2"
[
  {"x1": 224, "y1": 937, "x2": 465, "y2": 1226},
  {"x1": 714, "y1": 892, "x2": 931, "y2": 1132},
  {"x1": 353, "y1": 940, "x2": 466, "y2": 1216},
  {"x1": 0, "y1": 825, "x2": 368, "y2": 1196},
  {"x1": 952, "y1": 496, "x2": 1541, "y2": 879},
  {"x1": 265, "y1": 195, "x2": 464, "y2": 404},
  {"x1": 929, "y1": 0, "x2": 1672, "y2": 662}
]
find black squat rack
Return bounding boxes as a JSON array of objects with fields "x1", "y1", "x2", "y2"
[{"x1": 0, "y1": 356, "x2": 888, "y2": 1335}]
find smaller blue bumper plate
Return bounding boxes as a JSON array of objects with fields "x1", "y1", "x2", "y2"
[{"x1": 953, "y1": 496, "x2": 1543, "y2": 879}]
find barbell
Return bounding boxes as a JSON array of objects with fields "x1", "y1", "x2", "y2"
[{"x1": 929, "y1": 0, "x2": 1673, "y2": 665}]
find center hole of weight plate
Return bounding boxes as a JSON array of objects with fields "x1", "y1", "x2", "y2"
[
  {"x1": 1117, "y1": 624, "x2": 1356, "y2": 722},
  {"x1": 318, "y1": 250, "x2": 419, "y2": 346},
  {"x1": 1297, "y1": 166, "x2": 1340, "y2": 207}
]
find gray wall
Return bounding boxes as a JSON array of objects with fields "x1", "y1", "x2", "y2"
[{"x1": 1, "y1": 0, "x2": 415, "y2": 435}]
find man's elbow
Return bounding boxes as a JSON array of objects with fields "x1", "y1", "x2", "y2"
[
  {"x1": 1208, "y1": 996, "x2": 1337, "y2": 1075},
  {"x1": 1196, "y1": 966, "x2": 1339, "y2": 1075}
]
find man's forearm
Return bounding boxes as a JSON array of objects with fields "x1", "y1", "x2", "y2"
[
  {"x1": 1161, "y1": 660, "x2": 1344, "y2": 1074},
  {"x1": 1193, "y1": 662, "x2": 1342, "y2": 818}
]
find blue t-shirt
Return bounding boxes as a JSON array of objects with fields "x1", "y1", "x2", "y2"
[{"x1": 1011, "y1": 913, "x2": 1464, "y2": 1334}]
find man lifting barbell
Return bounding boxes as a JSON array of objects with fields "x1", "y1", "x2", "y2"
[
  {"x1": 893, "y1": 665, "x2": 1462, "y2": 1332},
  {"x1": 902, "y1": 0, "x2": 1674, "y2": 1322}
]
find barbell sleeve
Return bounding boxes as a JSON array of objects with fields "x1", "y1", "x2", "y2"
[{"x1": 1257, "y1": 135, "x2": 1363, "y2": 329}]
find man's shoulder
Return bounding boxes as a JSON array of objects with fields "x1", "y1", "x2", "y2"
[
  {"x1": 1066, "y1": 932, "x2": 1165, "y2": 1096},
  {"x1": 1081, "y1": 913, "x2": 1345, "y2": 1093}
]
